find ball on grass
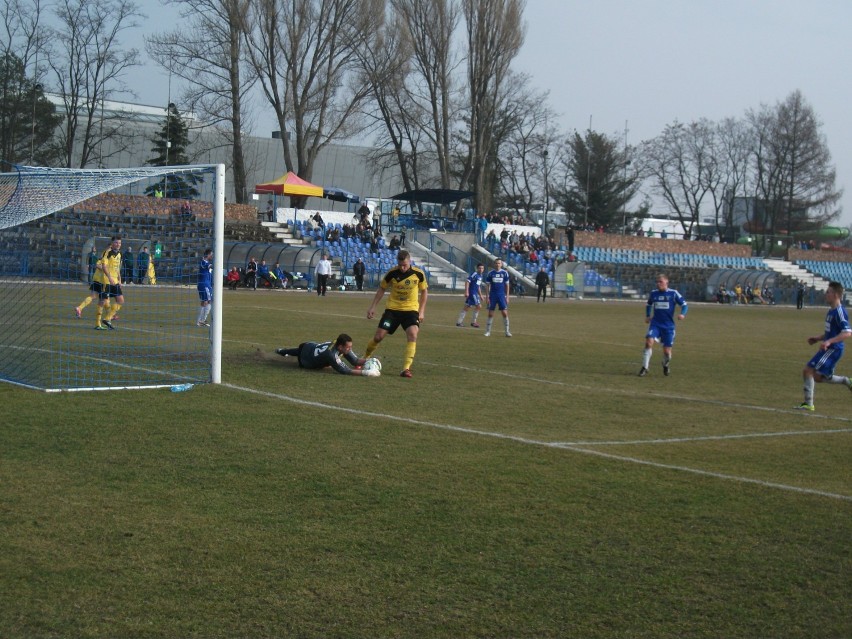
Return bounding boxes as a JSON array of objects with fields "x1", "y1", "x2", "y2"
[{"x1": 362, "y1": 357, "x2": 382, "y2": 373}]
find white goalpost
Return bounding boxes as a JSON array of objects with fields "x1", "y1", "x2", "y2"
[{"x1": 0, "y1": 164, "x2": 225, "y2": 391}]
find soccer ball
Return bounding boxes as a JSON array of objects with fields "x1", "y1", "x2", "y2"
[{"x1": 362, "y1": 357, "x2": 382, "y2": 373}]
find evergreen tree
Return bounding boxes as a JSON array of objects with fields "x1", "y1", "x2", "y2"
[
  {"x1": 0, "y1": 53, "x2": 63, "y2": 166},
  {"x1": 145, "y1": 103, "x2": 200, "y2": 198},
  {"x1": 555, "y1": 130, "x2": 640, "y2": 230}
]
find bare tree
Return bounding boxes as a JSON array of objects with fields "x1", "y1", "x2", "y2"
[
  {"x1": 640, "y1": 120, "x2": 718, "y2": 237},
  {"x1": 48, "y1": 0, "x2": 143, "y2": 168},
  {"x1": 243, "y1": 0, "x2": 381, "y2": 206},
  {"x1": 494, "y1": 78, "x2": 556, "y2": 217},
  {"x1": 748, "y1": 90, "x2": 841, "y2": 235},
  {"x1": 705, "y1": 117, "x2": 752, "y2": 241},
  {"x1": 0, "y1": 0, "x2": 48, "y2": 83},
  {"x1": 388, "y1": 0, "x2": 461, "y2": 192},
  {"x1": 147, "y1": 0, "x2": 254, "y2": 203},
  {"x1": 0, "y1": 0, "x2": 62, "y2": 165},
  {"x1": 461, "y1": 0, "x2": 525, "y2": 213},
  {"x1": 352, "y1": 6, "x2": 425, "y2": 194}
]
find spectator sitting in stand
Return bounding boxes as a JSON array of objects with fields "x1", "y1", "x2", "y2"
[
  {"x1": 227, "y1": 266, "x2": 241, "y2": 290},
  {"x1": 273, "y1": 262, "x2": 289, "y2": 289},
  {"x1": 388, "y1": 235, "x2": 401, "y2": 250},
  {"x1": 244, "y1": 257, "x2": 258, "y2": 289},
  {"x1": 257, "y1": 260, "x2": 276, "y2": 288}
]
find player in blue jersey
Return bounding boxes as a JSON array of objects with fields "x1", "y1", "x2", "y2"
[
  {"x1": 796, "y1": 281, "x2": 852, "y2": 411},
  {"x1": 196, "y1": 249, "x2": 214, "y2": 327},
  {"x1": 484, "y1": 258, "x2": 511, "y2": 337},
  {"x1": 638, "y1": 274, "x2": 687, "y2": 377},
  {"x1": 456, "y1": 263, "x2": 486, "y2": 328},
  {"x1": 275, "y1": 333, "x2": 379, "y2": 376}
]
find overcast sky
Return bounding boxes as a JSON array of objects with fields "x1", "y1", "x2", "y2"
[{"x1": 125, "y1": 0, "x2": 851, "y2": 224}]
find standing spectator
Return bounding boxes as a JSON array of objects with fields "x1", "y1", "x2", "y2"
[
  {"x1": 123, "y1": 245, "x2": 134, "y2": 284},
  {"x1": 567, "y1": 226, "x2": 575, "y2": 254},
  {"x1": 352, "y1": 257, "x2": 366, "y2": 291},
  {"x1": 477, "y1": 214, "x2": 488, "y2": 244},
  {"x1": 535, "y1": 266, "x2": 550, "y2": 302},
  {"x1": 196, "y1": 249, "x2": 213, "y2": 327},
  {"x1": 364, "y1": 250, "x2": 428, "y2": 378},
  {"x1": 244, "y1": 257, "x2": 258, "y2": 290},
  {"x1": 797, "y1": 283, "x2": 805, "y2": 310},
  {"x1": 399, "y1": 227, "x2": 406, "y2": 247},
  {"x1": 315, "y1": 253, "x2": 332, "y2": 296},
  {"x1": 266, "y1": 200, "x2": 274, "y2": 222},
  {"x1": 456, "y1": 263, "x2": 485, "y2": 328},
  {"x1": 357, "y1": 201, "x2": 371, "y2": 227},
  {"x1": 87, "y1": 246, "x2": 98, "y2": 283},
  {"x1": 638, "y1": 274, "x2": 687, "y2": 377},
  {"x1": 795, "y1": 281, "x2": 852, "y2": 411},
  {"x1": 484, "y1": 258, "x2": 511, "y2": 337},
  {"x1": 136, "y1": 246, "x2": 150, "y2": 284}
]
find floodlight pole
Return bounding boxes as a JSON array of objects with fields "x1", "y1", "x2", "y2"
[
  {"x1": 621, "y1": 120, "x2": 629, "y2": 235},
  {"x1": 543, "y1": 148, "x2": 549, "y2": 237},
  {"x1": 584, "y1": 115, "x2": 592, "y2": 228}
]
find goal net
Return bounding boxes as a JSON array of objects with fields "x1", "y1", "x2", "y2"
[{"x1": 0, "y1": 164, "x2": 224, "y2": 391}]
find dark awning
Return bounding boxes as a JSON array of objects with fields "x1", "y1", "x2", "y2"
[
  {"x1": 323, "y1": 186, "x2": 360, "y2": 203},
  {"x1": 390, "y1": 189, "x2": 475, "y2": 205}
]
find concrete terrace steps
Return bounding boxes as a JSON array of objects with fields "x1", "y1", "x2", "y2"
[
  {"x1": 405, "y1": 240, "x2": 466, "y2": 290},
  {"x1": 260, "y1": 221, "x2": 309, "y2": 246},
  {"x1": 764, "y1": 257, "x2": 831, "y2": 289}
]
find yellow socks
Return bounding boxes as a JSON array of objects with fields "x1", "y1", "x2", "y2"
[
  {"x1": 403, "y1": 341, "x2": 417, "y2": 370},
  {"x1": 105, "y1": 302, "x2": 121, "y2": 321},
  {"x1": 364, "y1": 339, "x2": 379, "y2": 359}
]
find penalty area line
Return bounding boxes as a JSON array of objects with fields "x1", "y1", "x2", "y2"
[{"x1": 221, "y1": 383, "x2": 852, "y2": 502}]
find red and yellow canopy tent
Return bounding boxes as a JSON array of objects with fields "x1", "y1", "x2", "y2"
[{"x1": 255, "y1": 172, "x2": 324, "y2": 197}]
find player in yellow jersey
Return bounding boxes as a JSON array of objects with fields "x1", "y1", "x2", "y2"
[
  {"x1": 365, "y1": 249, "x2": 428, "y2": 378},
  {"x1": 92, "y1": 236, "x2": 125, "y2": 330}
]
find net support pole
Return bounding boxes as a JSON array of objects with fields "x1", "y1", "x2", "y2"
[{"x1": 210, "y1": 163, "x2": 225, "y2": 384}]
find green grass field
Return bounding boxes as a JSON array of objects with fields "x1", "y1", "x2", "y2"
[{"x1": 1, "y1": 288, "x2": 850, "y2": 638}]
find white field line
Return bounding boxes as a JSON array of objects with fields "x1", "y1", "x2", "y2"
[
  {"x1": 221, "y1": 383, "x2": 852, "y2": 502},
  {"x1": 552, "y1": 428, "x2": 852, "y2": 446},
  {"x1": 427, "y1": 361, "x2": 852, "y2": 425}
]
